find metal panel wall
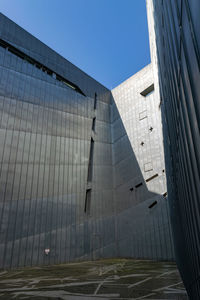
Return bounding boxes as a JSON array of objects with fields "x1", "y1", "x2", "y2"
[
  {"x1": 146, "y1": 0, "x2": 200, "y2": 298},
  {"x1": 111, "y1": 64, "x2": 174, "y2": 260},
  {"x1": 0, "y1": 12, "x2": 175, "y2": 269}
]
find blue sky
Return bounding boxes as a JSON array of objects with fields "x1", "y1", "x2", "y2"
[{"x1": 0, "y1": 0, "x2": 150, "y2": 89}]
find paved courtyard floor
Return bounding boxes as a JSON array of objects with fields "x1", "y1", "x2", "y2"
[{"x1": 0, "y1": 259, "x2": 188, "y2": 299}]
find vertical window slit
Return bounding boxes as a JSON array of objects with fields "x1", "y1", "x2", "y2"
[
  {"x1": 92, "y1": 117, "x2": 96, "y2": 131},
  {"x1": 94, "y1": 93, "x2": 97, "y2": 110},
  {"x1": 84, "y1": 189, "x2": 91, "y2": 214},
  {"x1": 87, "y1": 138, "x2": 94, "y2": 182}
]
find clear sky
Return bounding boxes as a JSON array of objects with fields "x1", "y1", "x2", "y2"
[{"x1": 0, "y1": 0, "x2": 150, "y2": 89}]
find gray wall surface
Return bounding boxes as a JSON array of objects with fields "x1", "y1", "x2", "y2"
[
  {"x1": 0, "y1": 12, "x2": 174, "y2": 269},
  {"x1": 111, "y1": 64, "x2": 174, "y2": 260},
  {"x1": 146, "y1": 0, "x2": 200, "y2": 298}
]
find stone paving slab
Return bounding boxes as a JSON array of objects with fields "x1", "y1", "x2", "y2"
[{"x1": 0, "y1": 259, "x2": 188, "y2": 299}]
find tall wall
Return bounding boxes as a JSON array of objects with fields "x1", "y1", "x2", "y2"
[
  {"x1": 0, "y1": 12, "x2": 115, "y2": 269},
  {"x1": 0, "y1": 12, "x2": 174, "y2": 269},
  {"x1": 146, "y1": 0, "x2": 200, "y2": 298},
  {"x1": 111, "y1": 64, "x2": 174, "y2": 260}
]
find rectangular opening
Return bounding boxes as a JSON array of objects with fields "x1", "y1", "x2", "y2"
[
  {"x1": 148, "y1": 201, "x2": 157, "y2": 209},
  {"x1": 140, "y1": 84, "x2": 154, "y2": 96},
  {"x1": 92, "y1": 117, "x2": 96, "y2": 131},
  {"x1": 87, "y1": 138, "x2": 94, "y2": 182},
  {"x1": 94, "y1": 93, "x2": 97, "y2": 110},
  {"x1": 146, "y1": 173, "x2": 158, "y2": 182},
  {"x1": 0, "y1": 39, "x2": 7, "y2": 48},
  {"x1": 135, "y1": 182, "x2": 143, "y2": 188},
  {"x1": 8, "y1": 47, "x2": 24, "y2": 59},
  {"x1": 84, "y1": 189, "x2": 91, "y2": 214},
  {"x1": 163, "y1": 192, "x2": 168, "y2": 198}
]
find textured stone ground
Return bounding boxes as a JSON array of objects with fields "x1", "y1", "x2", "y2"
[{"x1": 0, "y1": 259, "x2": 188, "y2": 299}]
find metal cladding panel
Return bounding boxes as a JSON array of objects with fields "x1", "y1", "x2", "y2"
[
  {"x1": 111, "y1": 64, "x2": 174, "y2": 259},
  {"x1": 147, "y1": 0, "x2": 200, "y2": 298},
  {"x1": 0, "y1": 12, "x2": 174, "y2": 269}
]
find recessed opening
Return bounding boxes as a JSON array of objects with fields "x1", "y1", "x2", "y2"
[
  {"x1": 149, "y1": 201, "x2": 157, "y2": 209},
  {"x1": 146, "y1": 173, "x2": 159, "y2": 182},
  {"x1": 140, "y1": 141, "x2": 144, "y2": 146},
  {"x1": 135, "y1": 182, "x2": 143, "y2": 188},
  {"x1": 149, "y1": 127, "x2": 153, "y2": 132},
  {"x1": 140, "y1": 83, "x2": 154, "y2": 96},
  {"x1": 87, "y1": 138, "x2": 94, "y2": 182},
  {"x1": 130, "y1": 187, "x2": 134, "y2": 192},
  {"x1": 94, "y1": 93, "x2": 97, "y2": 110},
  {"x1": 163, "y1": 192, "x2": 167, "y2": 198},
  {"x1": 92, "y1": 117, "x2": 96, "y2": 131},
  {"x1": 84, "y1": 189, "x2": 91, "y2": 214}
]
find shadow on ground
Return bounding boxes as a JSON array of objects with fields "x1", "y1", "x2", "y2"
[{"x1": 0, "y1": 259, "x2": 188, "y2": 299}]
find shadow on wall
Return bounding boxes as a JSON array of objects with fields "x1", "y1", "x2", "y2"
[{"x1": 110, "y1": 81, "x2": 174, "y2": 261}]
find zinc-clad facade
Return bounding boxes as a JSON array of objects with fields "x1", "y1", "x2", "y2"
[
  {"x1": 146, "y1": 0, "x2": 200, "y2": 298},
  {"x1": 0, "y1": 12, "x2": 174, "y2": 269}
]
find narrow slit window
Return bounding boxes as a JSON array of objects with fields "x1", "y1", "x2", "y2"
[
  {"x1": 84, "y1": 189, "x2": 91, "y2": 214},
  {"x1": 92, "y1": 117, "x2": 96, "y2": 131},
  {"x1": 87, "y1": 138, "x2": 94, "y2": 182},
  {"x1": 135, "y1": 182, "x2": 143, "y2": 188},
  {"x1": 149, "y1": 201, "x2": 157, "y2": 209},
  {"x1": 140, "y1": 84, "x2": 154, "y2": 96},
  {"x1": 94, "y1": 93, "x2": 97, "y2": 110},
  {"x1": 0, "y1": 38, "x2": 85, "y2": 96},
  {"x1": 146, "y1": 173, "x2": 158, "y2": 182}
]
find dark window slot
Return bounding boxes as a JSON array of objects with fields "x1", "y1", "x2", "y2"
[
  {"x1": 149, "y1": 201, "x2": 157, "y2": 209},
  {"x1": 146, "y1": 173, "x2": 158, "y2": 182},
  {"x1": 94, "y1": 93, "x2": 97, "y2": 110},
  {"x1": 135, "y1": 182, "x2": 143, "y2": 188},
  {"x1": 130, "y1": 187, "x2": 134, "y2": 192},
  {"x1": 163, "y1": 192, "x2": 167, "y2": 197},
  {"x1": 92, "y1": 117, "x2": 96, "y2": 131},
  {"x1": 140, "y1": 83, "x2": 154, "y2": 96},
  {"x1": 87, "y1": 138, "x2": 94, "y2": 182},
  {"x1": 8, "y1": 47, "x2": 24, "y2": 59},
  {"x1": 0, "y1": 40, "x2": 7, "y2": 48},
  {"x1": 0, "y1": 38, "x2": 85, "y2": 96},
  {"x1": 84, "y1": 189, "x2": 91, "y2": 214},
  {"x1": 140, "y1": 141, "x2": 144, "y2": 146}
]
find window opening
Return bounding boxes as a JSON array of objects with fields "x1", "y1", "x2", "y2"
[
  {"x1": 146, "y1": 173, "x2": 158, "y2": 182},
  {"x1": 135, "y1": 182, "x2": 143, "y2": 188},
  {"x1": 149, "y1": 201, "x2": 157, "y2": 209},
  {"x1": 84, "y1": 189, "x2": 91, "y2": 214},
  {"x1": 140, "y1": 84, "x2": 154, "y2": 96}
]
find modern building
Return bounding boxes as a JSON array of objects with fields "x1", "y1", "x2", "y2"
[
  {"x1": 0, "y1": 12, "x2": 174, "y2": 270},
  {"x1": 146, "y1": 0, "x2": 200, "y2": 298}
]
